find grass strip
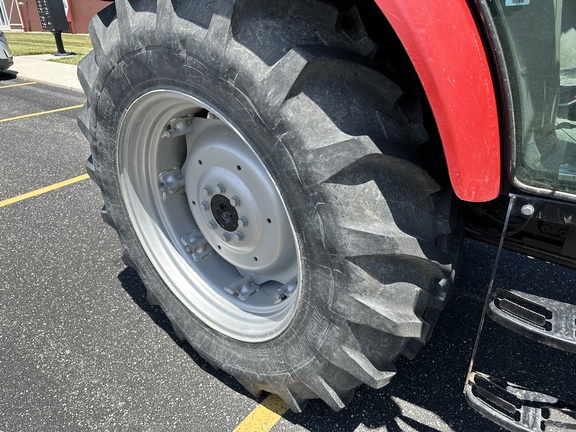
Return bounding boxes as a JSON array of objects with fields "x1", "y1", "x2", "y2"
[{"x1": 4, "y1": 32, "x2": 92, "y2": 65}]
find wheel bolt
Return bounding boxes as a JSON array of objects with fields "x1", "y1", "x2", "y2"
[
  {"x1": 216, "y1": 183, "x2": 226, "y2": 194},
  {"x1": 208, "y1": 220, "x2": 217, "y2": 230},
  {"x1": 201, "y1": 201, "x2": 210, "y2": 211},
  {"x1": 221, "y1": 233, "x2": 231, "y2": 242},
  {"x1": 230, "y1": 196, "x2": 241, "y2": 207},
  {"x1": 238, "y1": 217, "x2": 248, "y2": 228},
  {"x1": 234, "y1": 232, "x2": 244, "y2": 242},
  {"x1": 521, "y1": 204, "x2": 535, "y2": 216},
  {"x1": 202, "y1": 186, "x2": 212, "y2": 197}
]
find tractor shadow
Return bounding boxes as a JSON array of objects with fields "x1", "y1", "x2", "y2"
[{"x1": 117, "y1": 238, "x2": 576, "y2": 431}]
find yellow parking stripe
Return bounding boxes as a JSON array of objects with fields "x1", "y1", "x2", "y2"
[
  {"x1": 0, "y1": 81, "x2": 38, "y2": 89},
  {"x1": 0, "y1": 104, "x2": 84, "y2": 123},
  {"x1": 0, "y1": 174, "x2": 90, "y2": 208},
  {"x1": 233, "y1": 395, "x2": 289, "y2": 432}
]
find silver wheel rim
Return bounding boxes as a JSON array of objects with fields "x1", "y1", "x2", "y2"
[{"x1": 118, "y1": 90, "x2": 299, "y2": 342}]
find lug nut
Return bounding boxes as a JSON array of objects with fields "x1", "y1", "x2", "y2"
[
  {"x1": 208, "y1": 220, "x2": 217, "y2": 230},
  {"x1": 234, "y1": 232, "x2": 244, "y2": 242},
  {"x1": 238, "y1": 217, "x2": 248, "y2": 228},
  {"x1": 216, "y1": 183, "x2": 226, "y2": 194},
  {"x1": 230, "y1": 196, "x2": 241, "y2": 207},
  {"x1": 201, "y1": 201, "x2": 210, "y2": 211},
  {"x1": 202, "y1": 186, "x2": 212, "y2": 197},
  {"x1": 221, "y1": 233, "x2": 231, "y2": 242}
]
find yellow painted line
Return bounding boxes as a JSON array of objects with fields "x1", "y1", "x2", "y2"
[
  {"x1": 0, "y1": 174, "x2": 90, "y2": 208},
  {"x1": 233, "y1": 395, "x2": 289, "y2": 432},
  {"x1": 0, "y1": 104, "x2": 84, "y2": 123},
  {"x1": 0, "y1": 81, "x2": 38, "y2": 89}
]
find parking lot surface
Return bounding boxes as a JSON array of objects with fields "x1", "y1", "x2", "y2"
[{"x1": 1, "y1": 73, "x2": 575, "y2": 431}]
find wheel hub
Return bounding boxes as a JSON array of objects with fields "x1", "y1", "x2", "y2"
[
  {"x1": 183, "y1": 120, "x2": 297, "y2": 285},
  {"x1": 118, "y1": 90, "x2": 300, "y2": 342}
]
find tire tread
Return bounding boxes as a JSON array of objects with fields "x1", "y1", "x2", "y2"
[{"x1": 82, "y1": 0, "x2": 459, "y2": 412}]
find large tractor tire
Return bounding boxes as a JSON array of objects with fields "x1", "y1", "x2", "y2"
[{"x1": 79, "y1": 0, "x2": 459, "y2": 411}]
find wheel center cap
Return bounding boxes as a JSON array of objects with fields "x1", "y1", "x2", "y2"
[{"x1": 211, "y1": 194, "x2": 239, "y2": 231}]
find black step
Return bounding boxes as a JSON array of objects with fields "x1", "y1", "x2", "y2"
[
  {"x1": 465, "y1": 372, "x2": 576, "y2": 432},
  {"x1": 488, "y1": 289, "x2": 576, "y2": 353}
]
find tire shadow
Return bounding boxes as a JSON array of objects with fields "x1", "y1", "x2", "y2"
[
  {"x1": 116, "y1": 266, "x2": 257, "y2": 401},
  {"x1": 115, "y1": 238, "x2": 576, "y2": 431}
]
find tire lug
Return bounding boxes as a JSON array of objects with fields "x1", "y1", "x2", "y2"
[
  {"x1": 216, "y1": 183, "x2": 226, "y2": 194},
  {"x1": 203, "y1": 186, "x2": 213, "y2": 197},
  {"x1": 201, "y1": 201, "x2": 210, "y2": 211},
  {"x1": 230, "y1": 196, "x2": 241, "y2": 207},
  {"x1": 208, "y1": 220, "x2": 217, "y2": 230},
  {"x1": 221, "y1": 233, "x2": 231, "y2": 242},
  {"x1": 238, "y1": 217, "x2": 248, "y2": 228},
  {"x1": 234, "y1": 232, "x2": 244, "y2": 242}
]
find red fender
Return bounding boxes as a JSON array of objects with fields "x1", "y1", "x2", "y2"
[{"x1": 375, "y1": 0, "x2": 501, "y2": 202}]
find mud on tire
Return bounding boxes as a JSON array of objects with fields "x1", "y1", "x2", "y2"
[{"x1": 79, "y1": 0, "x2": 459, "y2": 411}]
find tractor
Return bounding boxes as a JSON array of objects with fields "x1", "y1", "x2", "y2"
[{"x1": 79, "y1": 0, "x2": 576, "y2": 429}]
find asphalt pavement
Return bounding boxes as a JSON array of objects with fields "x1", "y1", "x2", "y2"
[{"x1": 1, "y1": 59, "x2": 575, "y2": 432}]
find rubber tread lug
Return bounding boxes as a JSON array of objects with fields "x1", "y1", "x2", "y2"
[
  {"x1": 115, "y1": 0, "x2": 158, "y2": 49},
  {"x1": 121, "y1": 249, "x2": 136, "y2": 268},
  {"x1": 336, "y1": 292, "x2": 429, "y2": 339},
  {"x1": 146, "y1": 289, "x2": 160, "y2": 307},
  {"x1": 341, "y1": 346, "x2": 395, "y2": 389},
  {"x1": 85, "y1": 154, "x2": 96, "y2": 180},
  {"x1": 89, "y1": 3, "x2": 121, "y2": 67},
  {"x1": 348, "y1": 254, "x2": 446, "y2": 287},
  {"x1": 303, "y1": 137, "x2": 381, "y2": 185},
  {"x1": 77, "y1": 104, "x2": 94, "y2": 143},
  {"x1": 272, "y1": 386, "x2": 307, "y2": 413},
  {"x1": 257, "y1": 47, "x2": 315, "y2": 111},
  {"x1": 342, "y1": 258, "x2": 440, "y2": 314},
  {"x1": 322, "y1": 155, "x2": 449, "y2": 240},
  {"x1": 77, "y1": 51, "x2": 98, "y2": 96},
  {"x1": 319, "y1": 323, "x2": 396, "y2": 389},
  {"x1": 329, "y1": 153, "x2": 440, "y2": 193},
  {"x1": 302, "y1": 376, "x2": 347, "y2": 411},
  {"x1": 99, "y1": 205, "x2": 116, "y2": 229},
  {"x1": 236, "y1": 378, "x2": 263, "y2": 398}
]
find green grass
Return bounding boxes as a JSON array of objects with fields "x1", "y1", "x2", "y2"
[{"x1": 4, "y1": 32, "x2": 92, "y2": 65}]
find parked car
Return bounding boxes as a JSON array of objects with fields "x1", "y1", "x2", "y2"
[{"x1": 0, "y1": 31, "x2": 13, "y2": 71}]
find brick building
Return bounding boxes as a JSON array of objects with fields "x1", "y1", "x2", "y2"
[{"x1": 1, "y1": 0, "x2": 106, "y2": 34}]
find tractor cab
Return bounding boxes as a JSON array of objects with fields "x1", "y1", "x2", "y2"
[
  {"x1": 489, "y1": 0, "x2": 576, "y2": 199},
  {"x1": 464, "y1": 2, "x2": 576, "y2": 430}
]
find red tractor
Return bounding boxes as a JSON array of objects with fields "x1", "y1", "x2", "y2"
[{"x1": 80, "y1": 0, "x2": 576, "y2": 429}]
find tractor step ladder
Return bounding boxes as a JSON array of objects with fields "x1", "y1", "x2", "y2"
[
  {"x1": 465, "y1": 193, "x2": 576, "y2": 431},
  {"x1": 466, "y1": 372, "x2": 576, "y2": 432},
  {"x1": 488, "y1": 288, "x2": 576, "y2": 353}
]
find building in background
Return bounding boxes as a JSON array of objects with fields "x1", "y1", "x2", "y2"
[
  {"x1": 1, "y1": 0, "x2": 24, "y2": 31},
  {"x1": 0, "y1": 0, "x2": 107, "y2": 34}
]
